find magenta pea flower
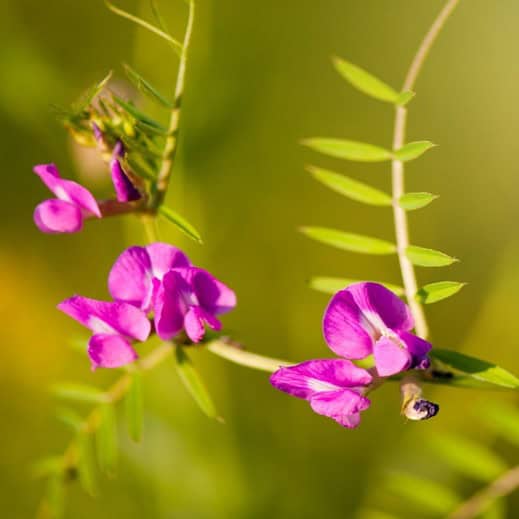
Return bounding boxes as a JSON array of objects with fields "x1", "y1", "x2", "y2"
[
  {"x1": 33, "y1": 164, "x2": 101, "y2": 233},
  {"x1": 323, "y1": 282, "x2": 431, "y2": 377},
  {"x1": 110, "y1": 140, "x2": 141, "y2": 202},
  {"x1": 155, "y1": 267, "x2": 236, "y2": 343},
  {"x1": 58, "y1": 296, "x2": 151, "y2": 370},
  {"x1": 270, "y1": 359, "x2": 372, "y2": 428},
  {"x1": 108, "y1": 243, "x2": 236, "y2": 343},
  {"x1": 108, "y1": 242, "x2": 191, "y2": 311}
]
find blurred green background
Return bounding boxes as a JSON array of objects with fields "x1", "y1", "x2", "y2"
[{"x1": 1, "y1": 0, "x2": 518, "y2": 517}]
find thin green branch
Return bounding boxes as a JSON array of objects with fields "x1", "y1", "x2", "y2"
[
  {"x1": 392, "y1": 0, "x2": 460, "y2": 340},
  {"x1": 154, "y1": 0, "x2": 195, "y2": 206},
  {"x1": 448, "y1": 465, "x2": 519, "y2": 519},
  {"x1": 105, "y1": 1, "x2": 183, "y2": 56},
  {"x1": 207, "y1": 339, "x2": 292, "y2": 373}
]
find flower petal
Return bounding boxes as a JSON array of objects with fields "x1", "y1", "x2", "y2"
[
  {"x1": 348, "y1": 282, "x2": 414, "y2": 333},
  {"x1": 309, "y1": 389, "x2": 371, "y2": 428},
  {"x1": 88, "y1": 333, "x2": 138, "y2": 370},
  {"x1": 34, "y1": 199, "x2": 83, "y2": 233},
  {"x1": 183, "y1": 306, "x2": 222, "y2": 343},
  {"x1": 145, "y1": 242, "x2": 190, "y2": 279},
  {"x1": 34, "y1": 164, "x2": 101, "y2": 217},
  {"x1": 398, "y1": 331, "x2": 432, "y2": 369},
  {"x1": 373, "y1": 336, "x2": 411, "y2": 377},
  {"x1": 58, "y1": 296, "x2": 151, "y2": 341},
  {"x1": 270, "y1": 359, "x2": 372, "y2": 400},
  {"x1": 108, "y1": 246, "x2": 153, "y2": 309},
  {"x1": 323, "y1": 290, "x2": 374, "y2": 359},
  {"x1": 154, "y1": 270, "x2": 191, "y2": 340},
  {"x1": 190, "y1": 268, "x2": 237, "y2": 315},
  {"x1": 110, "y1": 159, "x2": 141, "y2": 202}
]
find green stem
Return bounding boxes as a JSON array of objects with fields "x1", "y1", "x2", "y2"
[
  {"x1": 392, "y1": 0, "x2": 460, "y2": 340},
  {"x1": 154, "y1": 0, "x2": 195, "y2": 207},
  {"x1": 206, "y1": 339, "x2": 292, "y2": 373},
  {"x1": 141, "y1": 214, "x2": 161, "y2": 243}
]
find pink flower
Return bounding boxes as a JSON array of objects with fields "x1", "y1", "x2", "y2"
[
  {"x1": 58, "y1": 296, "x2": 151, "y2": 370},
  {"x1": 323, "y1": 282, "x2": 431, "y2": 377},
  {"x1": 108, "y1": 243, "x2": 237, "y2": 343},
  {"x1": 33, "y1": 164, "x2": 101, "y2": 233},
  {"x1": 270, "y1": 359, "x2": 372, "y2": 428}
]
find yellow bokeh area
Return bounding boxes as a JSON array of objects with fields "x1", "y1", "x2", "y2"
[{"x1": 1, "y1": 1, "x2": 518, "y2": 517}]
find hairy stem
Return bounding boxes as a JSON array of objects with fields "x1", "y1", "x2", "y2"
[
  {"x1": 392, "y1": 0, "x2": 460, "y2": 340},
  {"x1": 154, "y1": 0, "x2": 195, "y2": 206},
  {"x1": 448, "y1": 465, "x2": 519, "y2": 519}
]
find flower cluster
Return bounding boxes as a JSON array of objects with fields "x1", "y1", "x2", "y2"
[
  {"x1": 33, "y1": 126, "x2": 141, "y2": 234},
  {"x1": 270, "y1": 282, "x2": 432, "y2": 428},
  {"x1": 58, "y1": 243, "x2": 236, "y2": 370}
]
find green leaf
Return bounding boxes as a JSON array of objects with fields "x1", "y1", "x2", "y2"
[
  {"x1": 72, "y1": 71, "x2": 112, "y2": 113},
  {"x1": 406, "y1": 245, "x2": 458, "y2": 267},
  {"x1": 112, "y1": 94, "x2": 167, "y2": 132},
  {"x1": 123, "y1": 64, "x2": 173, "y2": 109},
  {"x1": 396, "y1": 90, "x2": 415, "y2": 106},
  {"x1": 158, "y1": 205, "x2": 203, "y2": 243},
  {"x1": 175, "y1": 346, "x2": 219, "y2": 420},
  {"x1": 302, "y1": 138, "x2": 392, "y2": 162},
  {"x1": 309, "y1": 276, "x2": 404, "y2": 296},
  {"x1": 125, "y1": 372, "x2": 143, "y2": 442},
  {"x1": 77, "y1": 434, "x2": 98, "y2": 496},
  {"x1": 331, "y1": 56, "x2": 399, "y2": 103},
  {"x1": 96, "y1": 404, "x2": 118, "y2": 476},
  {"x1": 427, "y1": 433, "x2": 507, "y2": 482},
  {"x1": 394, "y1": 140, "x2": 436, "y2": 162},
  {"x1": 478, "y1": 401, "x2": 519, "y2": 446},
  {"x1": 416, "y1": 281, "x2": 466, "y2": 304},
  {"x1": 55, "y1": 407, "x2": 84, "y2": 432},
  {"x1": 52, "y1": 383, "x2": 109, "y2": 404},
  {"x1": 307, "y1": 166, "x2": 392, "y2": 206},
  {"x1": 105, "y1": 1, "x2": 182, "y2": 55},
  {"x1": 430, "y1": 349, "x2": 519, "y2": 389},
  {"x1": 385, "y1": 472, "x2": 460, "y2": 515},
  {"x1": 301, "y1": 227, "x2": 396, "y2": 255},
  {"x1": 399, "y1": 192, "x2": 438, "y2": 211}
]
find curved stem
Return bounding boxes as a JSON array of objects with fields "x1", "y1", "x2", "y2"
[
  {"x1": 392, "y1": 0, "x2": 460, "y2": 339},
  {"x1": 448, "y1": 465, "x2": 519, "y2": 519},
  {"x1": 154, "y1": 0, "x2": 195, "y2": 207}
]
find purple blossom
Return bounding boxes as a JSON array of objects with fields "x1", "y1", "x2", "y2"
[
  {"x1": 109, "y1": 140, "x2": 141, "y2": 202},
  {"x1": 270, "y1": 359, "x2": 372, "y2": 428},
  {"x1": 109, "y1": 243, "x2": 237, "y2": 343},
  {"x1": 57, "y1": 296, "x2": 151, "y2": 370},
  {"x1": 33, "y1": 164, "x2": 101, "y2": 233},
  {"x1": 323, "y1": 282, "x2": 431, "y2": 377}
]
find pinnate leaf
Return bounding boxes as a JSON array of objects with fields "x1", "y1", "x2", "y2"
[
  {"x1": 175, "y1": 346, "x2": 220, "y2": 420},
  {"x1": 406, "y1": 245, "x2": 457, "y2": 267},
  {"x1": 399, "y1": 192, "x2": 438, "y2": 210},
  {"x1": 125, "y1": 372, "x2": 143, "y2": 442},
  {"x1": 302, "y1": 138, "x2": 392, "y2": 162},
  {"x1": 331, "y1": 56, "x2": 399, "y2": 103},
  {"x1": 308, "y1": 166, "x2": 392, "y2": 206},
  {"x1": 158, "y1": 205, "x2": 202, "y2": 243},
  {"x1": 430, "y1": 349, "x2": 519, "y2": 389},
  {"x1": 52, "y1": 383, "x2": 109, "y2": 404},
  {"x1": 416, "y1": 281, "x2": 466, "y2": 304},
  {"x1": 301, "y1": 227, "x2": 396, "y2": 255},
  {"x1": 96, "y1": 404, "x2": 118, "y2": 476},
  {"x1": 394, "y1": 141, "x2": 436, "y2": 161},
  {"x1": 123, "y1": 64, "x2": 173, "y2": 108},
  {"x1": 309, "y1": 276, "x2": 403, "y2": 296}
]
